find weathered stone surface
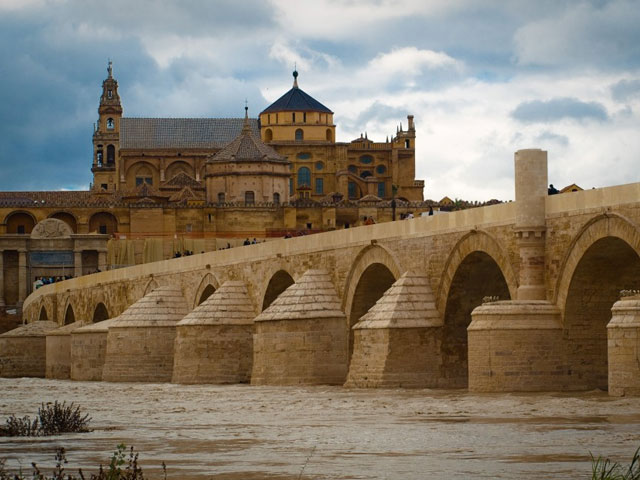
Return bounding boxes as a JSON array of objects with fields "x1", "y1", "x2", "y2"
[
  {"x1": 252, "y1": 269, "x2": 348, "y2": 385},
  {"x1": 0, "y1": 321, "x2": 58, "y2": 378},
  {"x1": 346, "y1": 272, "x2": 444, "y2": 388},
  {"x1": 70, "y1": 317, "x2": 118, "y2": 381},
  {"x1": 608, "y1": 294, "x2": 640, "y2": 396},
  {"x1": 468, "y1": 300, "x2": 567, "y2": 392},
  {"x1": 103, "y1": 286, "x2": 188, "y2": 382},
  {"x1": 46, "y1": 321, "x2": 85, "y2": 380},
  {"x1": 173, "y1": 281, "x2": 256, "y2": 384}
]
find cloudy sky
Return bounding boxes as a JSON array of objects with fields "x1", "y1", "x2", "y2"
[{"x1": 1, "y1": 0, "x2": 639, "y2": 201}]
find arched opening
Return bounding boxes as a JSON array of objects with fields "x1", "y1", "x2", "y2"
[
  {"x1": 64, "y1": 304, "x2": 75, "y2": 325},
  {"x1": 39, "y1": 306, "x2": 48, "y2": 321},
  {"x1": 443, "y1": 251, "x2": 510, "y2": 388},
  {"x1": 49, "y1": 212, "x2": 77, "y2": 233},
  {"x1": 88, "y1": 212, "x2": 118, "y2": 235},
  {"x1": 273, "y1": 192, "x2": 280, "y2": 204},
  {"x1": 135, "y1": 164, "x2": 154, "y2": 186},
  {"x1": 245, "y1": 191, "x2": 255, "y2": 205},
  {"x1": 217, "y1": 192, "x2": 225, "y2": 204},
  {"x1": 198, "y1": 284, "x2": 215, "y2": 305},
  {"x1": 262, "y1": 270, "x2": 294, "y2": 311},
  {"x1": 265, "y1": 128, "x2": 273, "y2": 142},
  {"x1": 564, "y1": 237, "x2": 640, "y2": 391},
  {"x1": 6, "y1": 212, "x2": 36, "y2": 234},
  {"x1": 295, "y1": 128, "x2": 303, "y2": 141},
  {"x1": 106, "y1": 145, "x2": 115, "y2": 164},
  {"x1": 165, "y1": 161, "x2": 194, "y2": 181},
  {"x1": 348, "y1": 263, "x2": 396, "y2": 358},
  {"x1": 107, "y1": 118, "x2": 114, "y2": 130},
  {"x1": 93, "y1": 302, "x2": 109, "y2": 323},
  {"x1": 326, "y1": 129, "x2": 332, "y2": 142}
]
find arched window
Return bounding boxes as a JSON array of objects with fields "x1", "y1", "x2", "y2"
[
  {"x1": 245, "y1": 191, "x2": 255, "y2": 204},
  {"x1": 273, "y1": 192, "x2": 280, "y2": 204},
  {"x1": 326, "y1": 129, "x2": 332, "y2": 141},
  {"x1": 297, "y1": 167, "x2": 311, "y2": 187},
  {"x1": 107, "y1": 118, "x2": 114, "y2": 129},
  {"x1": 295, "y1": 128, "x2": 304, "y2": 141},
  {"x1": 265, "y1": 128, "x2": 273, "y2": 142},
  {"x1": 217, "y1": 192, "x2": 225, "y2": 204},
  {"x1": 106, "y1": 145, "x2": 115, "y2": 164},
  {"x1": 405, "y1": 139, "x2": 410, "y2": 148}
]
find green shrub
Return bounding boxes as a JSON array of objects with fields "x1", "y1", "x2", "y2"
[
  {"x1": 0, "y1": 401, "x2": 91, "y2": 437},
  {"x1": 592, "y1": 447, "x2": 640, "y2": 480}
]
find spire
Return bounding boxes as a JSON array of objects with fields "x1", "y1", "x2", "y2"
[
  {"x1": 107, "y1": 59, "x2": 113, "y2": 79},
  {"x1": 292, "y1": 67, "x2": 299, "y2": 89},
  {"x1": 242, "y1": 101, "x2": 251, "y2": 134}
]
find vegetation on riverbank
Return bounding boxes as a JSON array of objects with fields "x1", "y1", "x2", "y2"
[
  {"x1": 0, "y1": 444, "x2": 161, "y2": 480},
  {"x1": 0, "y1": 401, "x2": 90, "y2": 437},
  {"x1": 592, "y1": 447, "x2": 640, "y2": 480}
]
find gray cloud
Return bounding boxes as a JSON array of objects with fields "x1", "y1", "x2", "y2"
[
  {"x1": 511, "y1": 98, "x2": 608, "y2": 123},
  {"x1": 611, "y1": 78, "x2": 640, "y2": 102},
  {"x1": 535, "y1": 131, "x2": 569, "y2": 147}
]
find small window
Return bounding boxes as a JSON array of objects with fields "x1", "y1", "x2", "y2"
[
  {"x1": 107, "y1": 118, "x2": 114, "y2": 129},
  {"x1": 186, "y1": 224, "x2": 193, "y2": 233},
  {"x1": 17, "y1": 225, "x2": 25, "y2": 234},
  {"x1": 376, "y1": 165, "x2": 386, "y2": 175},
  {"x1": 315, "y1": 178, "x2": 324, "y2": 195},
  {"x1": 101, "y1": 183, "x2": 108, "y2": 190},
  {"x1": 303, "y1": 112, "x2": 307, "y2": 122},
  {"x1": 297, "y1": 152, "x2": 311, "y2": 160},
  {"x1": 377, "y1": 182, "x2": 385, "y2": 198},
  {"x1": 99, "y1": 225, "x2": 107, "y2": 234},
  {"x1": 265, "y1": 128, "x2": 273, "y2": 142},
  {"x1": 295, "y1": 128, "x2": 303, "y2": 141},
  {"x1": 106, "y1": 145, "x2": 115, "y2": 164},
  {"x1": 315, "y1": 161, "x2": 324, "y2": 171},
  {"x1": 326, "y1": 128, "x2": 332, "y2": 141},
  {"x1": 96, "y1": 150, "x2": 103, "y2": 165},
  {"x1": 360, "y1": 155, "x2": 373, "y2": 164},
  {"x1": 348, "y1": 182, "x2": 357, "y2": 199},
  {"x1": 135, "y1": 177, "x2": 152, "y2": 186},
  {"x1": 107, "y1": 90, "x2": 113, "y2": 99},
  {"x1": 218, "y1": 192, "x2": 225, "y2": 203},
  {"x1": 292, "y1": 112, "x2": 296, "y2": 123},
  {"x1": 289, "y1": 178, "x2": 293, "y2": 195},
  {"x1": 268, "y1": 114, "x2": 271, "y2": 124},
  {"x1": 405, "y1": 139, "x2": 410, "y2": 148},
  {"x1": 273, "y1": 192, "x2": 280, "y2": 204},
  {"x1": 245, "y1": 191, "x2": 255, "y2": 204}
]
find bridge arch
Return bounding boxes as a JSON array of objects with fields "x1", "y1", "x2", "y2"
[
  {"x1": 143, "y1": 278, "x2": 159, "y2": 296},
  {"x1": 193, "y1": 273, "x2": 220, "y2": 308},
  {"x1": 555, "y1": 213, "x2": 640, "y2": 391},
  {"x1": 343, "y1": 244, "x2": 403, "y2": 357},
  {"x1": 63, "y1": 301, "x2": 76, "y2": 325},
  {"x1": 438, "y1": 230, "x2": 515, "y2": 388},
  {"x1": 38, "y1": 304, "x2": 49, "y2": 321},
  {"x1": 261, "y1": 268, "x2": 295, "y2": 312},
  {"x1": 92, "y1": 302, "x2": 109, "y2": 323}
]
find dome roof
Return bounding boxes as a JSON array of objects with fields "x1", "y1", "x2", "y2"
[{"x1": 261, "y1": 71, "x2": 333, "y2": 114}]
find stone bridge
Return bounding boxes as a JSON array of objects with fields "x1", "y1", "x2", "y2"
[{"x1": 16, "y1": 150, "x2": 640, "y2": 394}]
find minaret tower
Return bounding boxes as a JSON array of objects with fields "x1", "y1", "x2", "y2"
[{"x1": 92, "y1": 60, "x2": 122, "y2": 192}]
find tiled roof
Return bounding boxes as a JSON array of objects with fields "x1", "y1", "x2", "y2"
[
  {"x1": 261, "y1": 86, "x2": 332, "y2": 114},
  {"x1": 0, "y1": 190, "x2": 101, "y2": 207},
  {"x1": 120, "y1": 118, "x2": 260, "y2": 149},
  {"x1": 210, "y1": 121, "x2": 288, "y2": 164}
]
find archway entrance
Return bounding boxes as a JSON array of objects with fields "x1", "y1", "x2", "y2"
[
  {"x1": 348, "y1": 263, "x2": 396, "y2": 358},
  {"x1": 443, "y1": 251, "x2": 510, "y2": 388},
  {"x1": 564, "y1": 237, "x2": 640, "y2": 391},
  {"x1": 262, "y1": 270, "x2": 294, "y2": 311}
]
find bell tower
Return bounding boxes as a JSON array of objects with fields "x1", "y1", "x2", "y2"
[{"x1": 92, "y1": 60, "x2": 122, "y2": 192}]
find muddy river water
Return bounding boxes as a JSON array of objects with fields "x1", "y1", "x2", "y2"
[{"x1": 1, "y1": 378, "x2": 639, "y2": 479}]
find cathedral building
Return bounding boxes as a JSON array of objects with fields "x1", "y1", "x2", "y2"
[{"x1": 0, "y1": 62, "x2": 426, "y2": 310}]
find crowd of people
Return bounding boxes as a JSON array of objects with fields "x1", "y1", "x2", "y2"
[{"x1": 34, "y1": 275, "x2": 73, "y2": 289}]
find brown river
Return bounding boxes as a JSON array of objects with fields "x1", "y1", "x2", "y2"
[{"x1": 1, "y1": 378, "x2": 639, "y2": 479}]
